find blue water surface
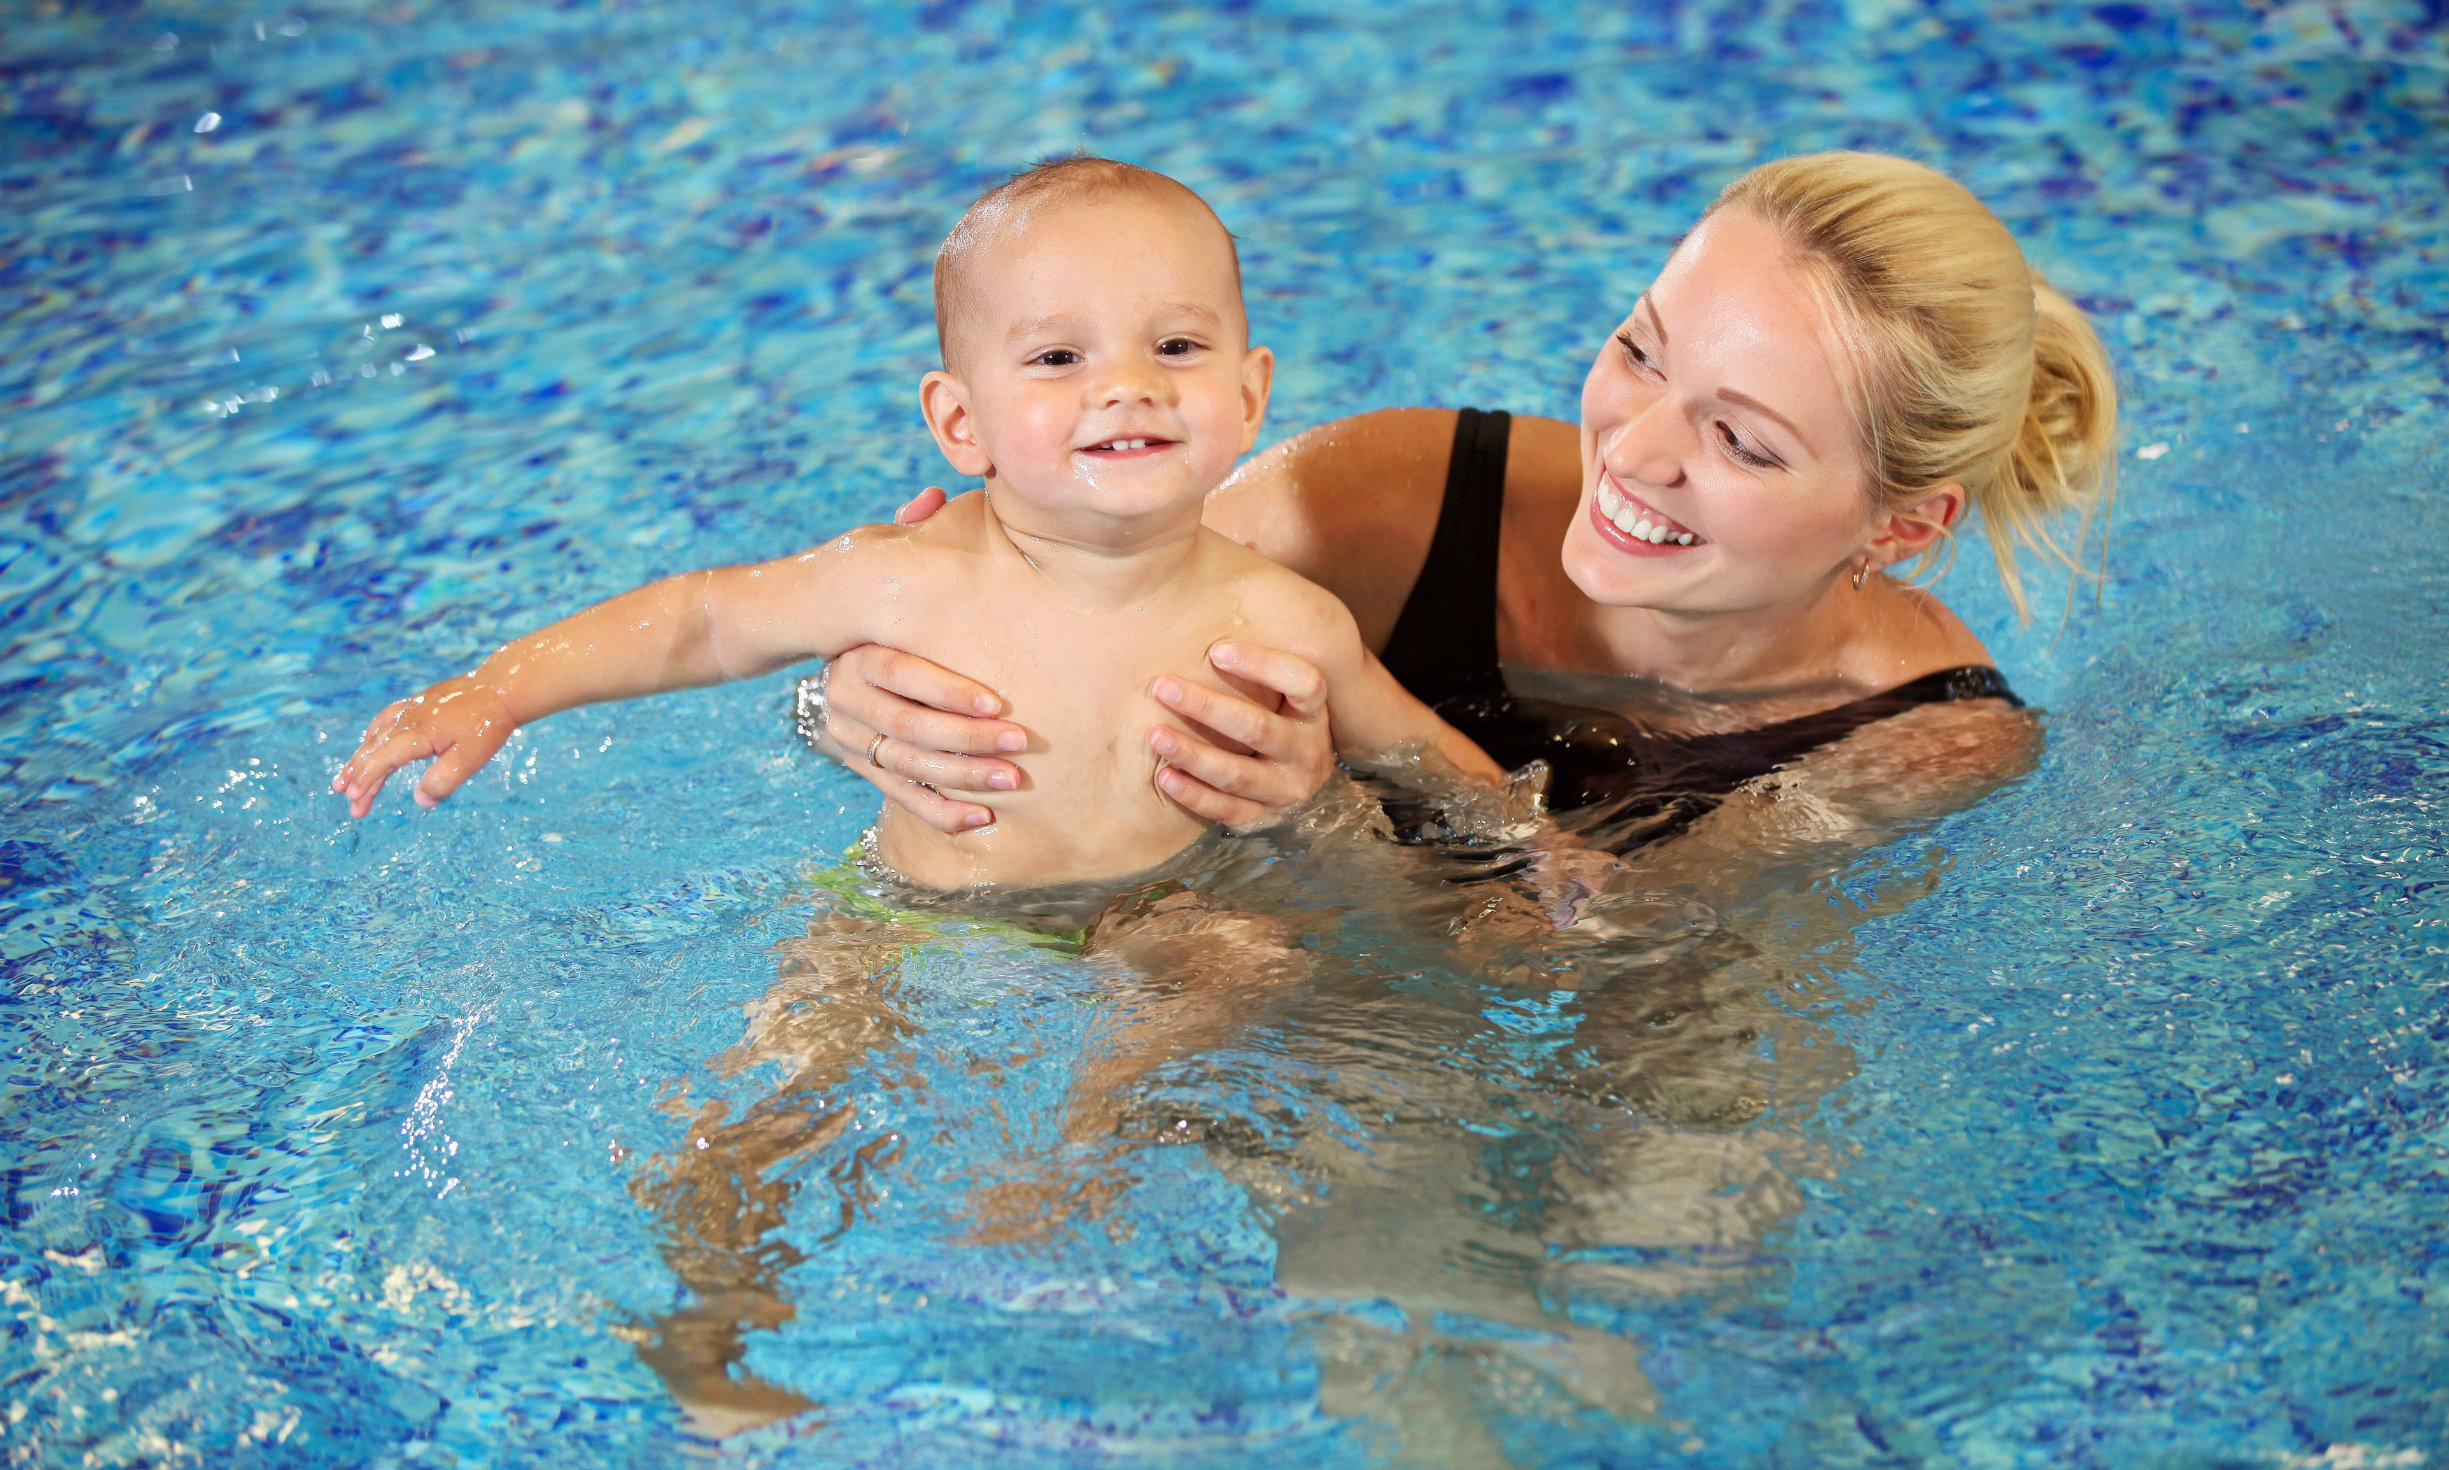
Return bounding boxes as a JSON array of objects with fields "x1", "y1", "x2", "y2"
[{"x1": 3, "y1": 1, "x2": 2446, "y2": 1466}]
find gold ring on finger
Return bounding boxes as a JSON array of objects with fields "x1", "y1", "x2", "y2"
[{"x1": 866, "y1": 732, "x2": 889, "y2": 766}]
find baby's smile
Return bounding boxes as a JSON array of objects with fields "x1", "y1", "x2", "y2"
[{"x1": 1076, "y1": 435, "x2": 1180, "y2": 459}]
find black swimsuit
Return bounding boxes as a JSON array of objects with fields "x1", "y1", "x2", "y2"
[{"x1": 1378, "y1": 409, "x2": 2024, "y2": 852}]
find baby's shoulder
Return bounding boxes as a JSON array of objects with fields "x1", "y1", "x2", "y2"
[
  {"x1": 1195, "y1": 531, "x2": 1359, "y2": 650},
  {"x1": 801, "y1": 492, "x2": 988, "y2": 568}
]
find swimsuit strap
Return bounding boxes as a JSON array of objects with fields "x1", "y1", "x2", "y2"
[{"x1": 1378, "y1": 407, "x2": 1512, "y2": 708}]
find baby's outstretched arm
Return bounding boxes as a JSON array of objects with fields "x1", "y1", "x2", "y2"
[{"x1": 332, "y1": 531, "x2": 900, "y2": 816}]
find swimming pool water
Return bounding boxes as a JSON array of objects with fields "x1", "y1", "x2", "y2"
[{"x1": 4, "y1": 0, "x2": 2445, "y2": 1465}]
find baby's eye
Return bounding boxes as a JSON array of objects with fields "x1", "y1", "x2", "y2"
[
  {"x1": 1156, "y1": 337, "x2": 1201, "y2": 357},
  {"x1": 1032, "y1": 348, "x2": 1082, "y2": 368}
]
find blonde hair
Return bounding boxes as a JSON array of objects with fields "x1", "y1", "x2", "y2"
[
  {"x1": 1711, "y1": 151, "x2": 2118, "y2": 620},
  {"x1": 932, "y1": 156, "x2": 1242, "y2": 369}
]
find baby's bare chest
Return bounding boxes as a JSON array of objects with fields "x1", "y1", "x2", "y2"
[{"x1": 916, "y1": 598, "x2": 1259, "y2": 800}]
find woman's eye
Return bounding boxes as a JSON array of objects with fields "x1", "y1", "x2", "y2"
[
  {"x1": 1718, "y1": 422, "x2": 1771, "y2": 467},
  {"x1": 1616, "y1": 330, "x2": 1656, "y2": 372}
]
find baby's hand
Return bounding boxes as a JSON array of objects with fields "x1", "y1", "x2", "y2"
[{"x1": 331, "y1": 675, "x2": 517, "y2": 818}]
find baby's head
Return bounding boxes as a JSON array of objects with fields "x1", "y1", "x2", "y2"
[{"x1": 919, "y1": 159, "x2": 1273, "y2": 535}]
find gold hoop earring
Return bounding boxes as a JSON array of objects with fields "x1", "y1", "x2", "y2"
[{"x1": 1852, "y1": 560, "x2": 1871, "y2": 591}]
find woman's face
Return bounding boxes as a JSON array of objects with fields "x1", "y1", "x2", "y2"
[{"x1": 1563, "y1": 207, "x2": 1883, "y2": 617}]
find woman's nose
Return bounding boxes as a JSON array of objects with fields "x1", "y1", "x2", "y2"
[{"x1": 1603, "y1": 403, "x2": 1686, "y2": 487}]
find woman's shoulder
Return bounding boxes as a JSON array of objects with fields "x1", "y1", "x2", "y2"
[
  {"x1": 1205, "y1": 408, "x2": 1464, "y2": 649},
  {"x1": 1210, "y1": 409, "x2": 1457, "y2": 542},
  {"x1": 1840, "y1": 579, "x2": 2000, "y2": 693}
]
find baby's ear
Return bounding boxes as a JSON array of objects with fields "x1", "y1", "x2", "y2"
[
  {"x1": 920, "y1": 371, "x2": 995, "y2": 478},
  {"x1": 1237, "y1": 344, "x2": 1276, "y2": 450}
]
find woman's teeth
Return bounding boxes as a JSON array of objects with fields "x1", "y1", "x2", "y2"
[{"x1": 1596, "y1": 481, "x2": 1698, "y2": 546}]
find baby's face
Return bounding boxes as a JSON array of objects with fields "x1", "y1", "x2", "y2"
[{"x1": 923, "y1": 197, "x2": 1271, "y2": 534}]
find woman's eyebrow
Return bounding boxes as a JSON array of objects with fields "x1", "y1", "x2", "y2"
[
  {"x1": 1719, "y1": 388, "x2": 1809, "y2": 449},
  {"x1": 1636, "y1": 295, "x2": 1666, "y2": 343}
]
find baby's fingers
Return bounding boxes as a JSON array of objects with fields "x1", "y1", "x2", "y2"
[
  {"x1": 412, "y1": 735, "x2": 496, "y2": 809},
  {"x1": 338, "y1": 726, "x2": 443, "y2": 818},
  {"x1": 332, "y1": 702, "x2": 413, "y2": 792}
]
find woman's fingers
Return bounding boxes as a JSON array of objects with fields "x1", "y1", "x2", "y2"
[
  {"x1": 870, "y1": 770, "x2": 996, "y2": 834},
  {"x1": 819, "y1": 698, "x2": 1001, "y2": 833},
  {"x1": 1153, "y1": 764, "x2": 1276, "y2": 831},
  {"x1": 893, "y1": 485, "x2": 949, "y2": 525},
  {"x1": 1140, "y1": 642, "x2": 1338, "y2": 832},
  {"x1": 870, "y1": 731, "x2": 1022, "y2": 795},
  {"x1": 830, "y1": 644, "x2": 1019, "y2": 739},
  {"x1": 1146, "y1": 722, "x2": 1285, "y2": 803},
  {"x1": 1151, "y1": 676, "x2": 1287, "y2": 756},
  {"x1": 822, "y1": 694, "x2": 1020, "y2": 790},
  {"x1": 1208, "y1": 640, "x2": 1328, "y2": 718}
]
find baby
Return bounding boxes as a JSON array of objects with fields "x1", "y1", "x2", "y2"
[{"x1": 332, "y1": 157, "x2": 1502, "y2": 891}]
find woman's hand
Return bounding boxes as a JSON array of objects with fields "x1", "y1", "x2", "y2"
[
  {"x1": 811, "y1": 644, "x2": 1029, "y2": 833},
  {"x1": 1147, "y1": 641, "x2": 1336, "y2": 831},
  {"x1": 802, "y1": 486, "x2": 1024, "y2": 833},
  {"x1": 332, "y1": 675, "x2": 517, "y2": 818},
  {"x1": 834, "y1": 487, "x2": 1335, "y2": 835}
]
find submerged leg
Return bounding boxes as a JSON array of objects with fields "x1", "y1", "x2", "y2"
[
  {"x1": 625, "y1": 909, "x2": 929, "y2": 1435},
  {"x1": 959, "y1": 884, "x2": 1316, "y2": 1243}
]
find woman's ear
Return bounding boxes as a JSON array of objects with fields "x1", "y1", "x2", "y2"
[
  {"x1": 1869, "y1": 482, "x2": 1966, "y2": 566},
  {"x1": 920, "y1": 372, "x2": 995, "y2": 479}
]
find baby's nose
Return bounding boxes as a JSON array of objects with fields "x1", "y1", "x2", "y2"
[{"x1": 1092, "y1": 357, "x2": 1171, "y2": 407}]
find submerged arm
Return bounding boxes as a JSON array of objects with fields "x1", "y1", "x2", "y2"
[{"x1": 1619, "y1": 699, "x2": 2042, "y2": 899}]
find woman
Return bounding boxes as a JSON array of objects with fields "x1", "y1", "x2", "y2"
[{"x1": 812, "y1": 151, "x2": 2117, "y2": 858}]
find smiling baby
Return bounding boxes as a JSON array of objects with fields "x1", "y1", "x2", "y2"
[{"x1": 332, "y1": 157, "x2": 1500, "y2": 891}]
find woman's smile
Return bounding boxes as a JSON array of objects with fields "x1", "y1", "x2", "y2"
[{"x1": 1589, "y1": 471, "x2": 1706, "y2": 555}]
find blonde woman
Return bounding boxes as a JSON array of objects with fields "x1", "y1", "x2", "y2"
[{"x1": 818, "y1": 151, "x2": 2118, "y2": 855}]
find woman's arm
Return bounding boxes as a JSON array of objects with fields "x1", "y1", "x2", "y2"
[{"x1": 1619, "y1": 699, "x2": 2042, "y2": 897}]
